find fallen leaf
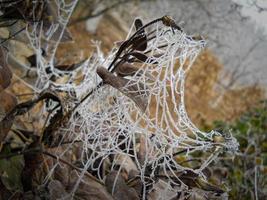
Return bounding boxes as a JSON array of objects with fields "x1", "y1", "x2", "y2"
[
  {"x1": 113, "y1": 154, "x2": 137, "y2": 175},
  {"x1": 105, "y1": 171, "x2": 139, "y2": 200},
  {"x1": 147, "y1": 180, "x2": 177, "y2": 200},
  {"x1": 68, "y1": 170, "x2": 113, "y2": 200},
  {"x1": 48, "y1": 180, "x2": 68, "y2": 200}
]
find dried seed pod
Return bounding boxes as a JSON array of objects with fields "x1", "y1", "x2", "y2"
[{"x1": 162, "y1": 15, "x2": 182, "y2": 31}]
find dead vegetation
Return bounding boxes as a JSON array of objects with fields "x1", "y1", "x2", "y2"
[{"x1": 0, "y1": 2, "x2": 265, "y2": 200}]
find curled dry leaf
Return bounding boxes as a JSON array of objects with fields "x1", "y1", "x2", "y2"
[
  {"x1": 105, "y1": 171, "x2": 139, "y2": 200},
  {"x1": 131, "y1": 18, "x2": 147, "y2": 51},
  {"x1": 68, "y1": 170, "x2": 113, "y2": 200},
  {"x1": 147, "y1": 180, "x2": 177, "y2": 200},
  {"x1": 48, "y1": 180, "x2": 68, "y2": 200},
  {"x1": 113, "y1": 154, "x2": 138, "y2": 175},
  {"x1": 54, "y1": 165, "x2": 71, "y2": 188},
  {"x1": 97, "y1": 67, "x2": 148, "y2": 112}
]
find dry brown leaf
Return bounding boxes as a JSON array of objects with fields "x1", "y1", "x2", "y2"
[
  {"x1": 54, "y1": 165, "x2": 71, "y2": 188},
  {"x1": 147, "y1": 180, "x2": 177, "y2": 200},
  {"x1": 97, "y1": 67, "x2": 148, "y2": 112},
  {"x1": 113, "y1": 154, "x2": 138, "y2": 175},
  {"x1": 48, "y1": 180, "x2": 68, "y2": 200},
  {"x1": 105, "y1": 171, "x2": 139, "y2": 200},
  {"x1": 68, "y1": 170, "x2": 113, "y2": 200}
]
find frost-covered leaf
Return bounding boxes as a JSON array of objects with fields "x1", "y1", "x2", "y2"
[
  {"x1": 105, "y1": 171, "x2": 139, "y2": 200},
  {"x1": 68, "y1": 170, "x2": 113, "y2": 200},
  {"x1": 147, "y1": 180, "x2": 177, "y2": 200},
  {"x1": 48, "y1": 180, "x2": 68, "y2": 200},
  {"x1": 97, "y1": 66, "x2": 148, "y2": 112}
]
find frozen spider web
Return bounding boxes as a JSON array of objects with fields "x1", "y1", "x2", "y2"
[
  {"x1": 54, "y1": 17, "x2": 238, "y2": 197},
  {"x1": 22, "y1": 1, "x2": 238, "y2": 198}
]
